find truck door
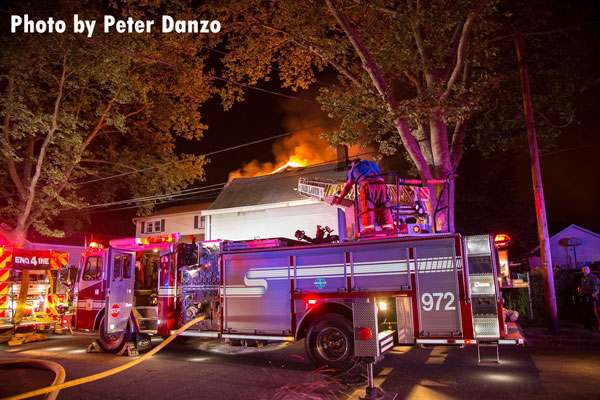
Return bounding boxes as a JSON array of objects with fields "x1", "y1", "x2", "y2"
[
  {"x1": 414, "y1": 238, "x2": 463, "y2": 337},
  {"x1": 74, "y1": 250, "x2": 107, "y2": 330},
  {"x1": 105, "y1": 249, "x2": 135, "y2": 335}
]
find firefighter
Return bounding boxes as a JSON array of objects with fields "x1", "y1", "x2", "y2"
[
  {"x1": 579, "y1": 265, "x2": 600, "y2": 331},
  {"x1": 134, "y1": 260, "x2": 144, "y2": 290},
  {"x1": 334, "y1": 158, "x2": 393, "y2": 233}
]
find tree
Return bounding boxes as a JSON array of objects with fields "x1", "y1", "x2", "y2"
[
  {"x1": 0, "y1": 1, "x2": 212, "y2": 247},
  {"x1": 205, "y1": 0, "x2": 578, "y2": 232}
]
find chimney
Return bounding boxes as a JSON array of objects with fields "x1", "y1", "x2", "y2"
[{"x1": 336, "y1": 144, "x2": 349, "y2": 170}]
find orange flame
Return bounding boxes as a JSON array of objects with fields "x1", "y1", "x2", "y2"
[
  {"x1": 271, "y1": 159, "x2": 306, "y2": 174},
  {"x1": 228, "y1": 130, "x2": 336, "y2": 180}
]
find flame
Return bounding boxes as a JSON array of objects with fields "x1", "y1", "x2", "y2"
[
  {"x1": 271, "y1": 159, "x2": 306, "y2": 174},
  {"x1": 228, "y1": 130, "x2": 336, "y2": 180},
  {"x1": 227, "y1": 94, "x2": 374, "y2": 181}
]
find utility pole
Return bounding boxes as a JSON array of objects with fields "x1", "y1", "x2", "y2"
[{"x1": 515, "y1": 28, "x2": 560, "y2": 334}]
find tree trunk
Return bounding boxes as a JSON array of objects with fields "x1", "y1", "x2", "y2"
[{"x1": 9, "y1": 227, "x2": 29, "y2": 329}]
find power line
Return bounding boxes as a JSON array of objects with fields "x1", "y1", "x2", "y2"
[
  {"x1": 61, "y1": 148, "x2": 378, "y2": 215},
  {"x1": 61, "y1": 183, "x2": 226, "y2": 212},
  {"x1": 77, "y1": 124, "x2": 324, "y2": 185}
]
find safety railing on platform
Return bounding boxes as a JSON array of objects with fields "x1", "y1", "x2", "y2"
[{"x1": 297, "y1": 174, "x2": 454, "y2": 238}]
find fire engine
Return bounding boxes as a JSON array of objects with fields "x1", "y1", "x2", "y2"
[
  {"x1": 72, "y1": 176, "x2": 523, "y2": 369},
  {"x1": 0, "y1": 247, "x2": 71, "y2": 331}
]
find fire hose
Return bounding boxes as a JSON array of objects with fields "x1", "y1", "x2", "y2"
[{"x1": 0, "y1": 315, "x2": 206, "y2": 400}]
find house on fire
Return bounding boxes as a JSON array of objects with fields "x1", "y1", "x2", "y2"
[
  {"x1": 202, "y1": 162, "x2": 351, "y2": 241},
  {"x1": 132, "y1": 162, "x2": 353, "y2": 243}
]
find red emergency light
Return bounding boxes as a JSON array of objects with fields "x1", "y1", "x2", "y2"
[
  {"x1": 493, "y1": 234, "x2": 511, "y2": 248},
  {"x1": 358, "y1": 327, "x2": 372, "y2": 341},
  {"x1": 307, "y1": 299, "x2": 317, "y2": 305},
  {"x1": 146, "y1": 235, "x2": 173, "y2": 244},
  {"x1": 412, "y1": 225, "x2": 421, "y2": 234},
  {"x1": 88, "y1": 241, "x2": 102, "y2": 249}
]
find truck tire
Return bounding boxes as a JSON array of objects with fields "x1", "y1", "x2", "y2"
[
  {"x1": 97, "y1": 315, "x2": 131, "y2": 353},
  {"x1": 305, "y1": 314, "x2": 358, "y2": 371}
]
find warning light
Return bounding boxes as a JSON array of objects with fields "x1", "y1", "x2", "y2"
[
  {"x1": 88, "y1": 242, "x2": 102, "y2": 249},
  {"x1": 89, "y1": 242, "x2": 98, "y2": 248},
  {"x1": 494, "y1": 234, "x2": 511, "y2": 247},
  {"x1": 307, "y1": 299, "x2": 317, "y2": 305},
  {"x1": 412, "y1": 225, "x2": 421, "y2": 233},
  {"x1": 465, "y1": 340, "x2": 472, "y2": 345},
  {"x1": 358, "y1": 328, "x2": 372, "y2": 341},
  {"x1": 147, "y1": 235, "x2": 173, "y2": 244}
]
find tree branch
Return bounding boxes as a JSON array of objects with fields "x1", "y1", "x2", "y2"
[
  {"x1": 325, "y1": 0, "x2": 432, "y2": 180},
  {"x1": 22, "y1": 138, "x2": 35, "y2": 186},
  {"x1": 124, "y1": 103, "x2": 147, "y2": 120},
  {"x1": 441, "y1": 0, "x2": 488, "y2": 102},
  {"x1": 411, "y1": 23, "x2": 434, "y2": 87},
  {"x1": 351, "y1": 0, "x2": 396, "y2": 15},
  {"x1": 485, "y1": 20, "x2": 600, "y2": 45},
  {"x1": 450, "y1": 59, "x2": 473, "y2": 170},
  {"x1": 309, "y1": 47, "x2": 363, "y2": 88},
  {"x1": 80, "y1": 158, "x2": 139, "y2": 171},
  {"x1": 2, "y1": 76, "x2": 27, "y2": 197},
  {"x1": 42, "y1": 88, "x2": 122, "y2": 204},
  {"x1": 229, "y1": 6, "x2": 364, "y2": 88},
  {"x1": 17, "y1": 47, "x2": 69, "y2": 231},
  {"x1": 403, "y1": 70, "x2": 423, "y2": 95}
]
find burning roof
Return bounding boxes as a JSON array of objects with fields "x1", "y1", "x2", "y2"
[{"x1": 208, "y1": 162, "x2": 347, "y2": 211}]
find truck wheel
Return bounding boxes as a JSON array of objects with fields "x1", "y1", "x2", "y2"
[
  {"x1": 305, "y1": 314, "x2": 358, "y2": 371},
  {"x1": 97, "y1": 315, "x2": 131, "y2": 353}
]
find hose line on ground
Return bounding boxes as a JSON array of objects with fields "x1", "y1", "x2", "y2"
[
  {"x1": 0, "y1": 315, "x2": 206, "y2": 400},
  {"x1": 0, "y1": 359, "x2": 65, "y2": 400}
]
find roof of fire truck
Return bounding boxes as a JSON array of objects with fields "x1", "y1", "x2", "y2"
[{"x1": 208, "y1": 162, "x2": 346, "y2": 211}]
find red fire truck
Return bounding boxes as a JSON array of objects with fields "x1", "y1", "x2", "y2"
[{"x1": 72, "y1": 229, "x2": 522, "y2": 369}]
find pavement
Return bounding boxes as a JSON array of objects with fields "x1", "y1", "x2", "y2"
[
  {"x1": 520, "y1": 320, "x2": 600, "y2": 347},
  {"x1": 1, "y1": 323, "x2": 600, "y2": 400}
]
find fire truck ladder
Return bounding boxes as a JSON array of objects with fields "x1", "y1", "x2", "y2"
[{"x1": 297, "y1": 175, "x2": 449, "y2": 237}]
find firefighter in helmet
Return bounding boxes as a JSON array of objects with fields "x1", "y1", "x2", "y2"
[{"x1": 334, "y1": 158, "x2": 393, "y2": 234}]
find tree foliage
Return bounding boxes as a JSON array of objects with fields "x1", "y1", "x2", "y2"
[
  {"x1": 0, "y1": 0, "x2": 212, "y2": 245},
  {"x1": 200, "y1": 0, "x2": 583, "y2": 232}
]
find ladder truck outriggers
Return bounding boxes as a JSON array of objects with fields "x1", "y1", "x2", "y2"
[{"x1": 72, "y1": 175, "x2": 523, "y2": 370}]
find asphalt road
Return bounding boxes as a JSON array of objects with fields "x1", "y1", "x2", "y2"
[{"x1": 1, "y1": 334, "x2": 600, "y2": 400}]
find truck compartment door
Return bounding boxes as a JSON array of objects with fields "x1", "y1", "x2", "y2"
[
  {"x1": 157, "y1": 253, "x2": 177, "y2": 335},
  {"x1": 414, "y1": 238, "x2": 462, "y2": 337},
  {"x1": 465, "y1": 235, "x2": 501, "y2": 339},
  {"x1": 223, "y1": 252, "x2": 291, "y2": 335},
  {"x1": 105, "y1": 249, "x2": 135, "y2": 335}
]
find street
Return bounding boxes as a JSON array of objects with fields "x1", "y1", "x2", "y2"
[{"x1": 2, "y1": 334, "x2": 599, "y2": 399}]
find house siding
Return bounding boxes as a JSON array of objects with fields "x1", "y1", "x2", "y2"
[
  {"x1": 208, "y1": 203, "x2": 342, "y2": 241},
  {"x1": 529, "y1": 225, "x2": 600, "y2": 269}
]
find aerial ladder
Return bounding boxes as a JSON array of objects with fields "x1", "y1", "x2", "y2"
[{"x1": 296, "y1": 175, "x2": 452, "y2": 238}]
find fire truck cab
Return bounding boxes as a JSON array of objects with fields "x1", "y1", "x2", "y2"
[{"x1": 73, "y1": 231, "x2": 523, "y2": 369}]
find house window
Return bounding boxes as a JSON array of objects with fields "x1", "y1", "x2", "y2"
[
  {"x1": 143, "y1": 219, "x2": 165, "y2": 234},
  {"x1": 194, "y1": 215, "x2": 206, "y2": 230}
]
